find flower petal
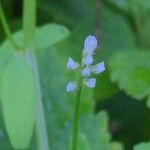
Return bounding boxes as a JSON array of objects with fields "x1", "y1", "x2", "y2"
[
  {"x1": 67, "y1": 57, "x2": 79, "y2": 70},
  {"x1": 84, "y1": 35, "x2": 97, "y2": 53},
  {"x1": 82, "y1": 54, "x2": 93, "y2": 66},
  {"x1": 85, "y1": 78, "x2": 96, "y2": 88},
  {"x1": 92, "y1": 62, "x2": 105, "y2": 74},
  {"x1": 81, "y1": 67, "x2": 90, "y2": 77},
  {"x1": 66, "y1": 82, "x2": 77, "y2": 92}
]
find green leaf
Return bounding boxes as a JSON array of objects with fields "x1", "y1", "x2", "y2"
[
  {"x1": 0, "y1": 22, "x2": 69, "y2": 100},
  {"x1": 36, "y1": 24, "x2": 69, "y2": 50},
  {"x1": 109, "y1": 50, "x2": 150, "y2": 107},
  {"x1": 0, "y1": 23, "x2": 69, "y2": 52},
  {"x1": 134, "y1": 142, "x2": 150, "y2": 150},
  {"x1": 1, "y1": 57, "x2": 36, "y2": 149},
  {"x1": 80, "y1": 111, "x2": 124, "y2": 150},
  {"x1": 78, "y1": 134, "x2": 91, "y2": 150},
  {"x1": 80, "y1": 111, "x2": 110, "y2": 150}
]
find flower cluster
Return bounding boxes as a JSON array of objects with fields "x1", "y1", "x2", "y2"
[{"x1": 66, "y1": 35, "x2": 105, "y2": 92}]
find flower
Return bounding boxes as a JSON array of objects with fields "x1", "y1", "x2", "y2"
[
  {"x1": 66, "y1": 35, "x2": 105, "y2": 93},
  {"x1": 81, "y1": 67, "x2": 90, "y2": 77},
  {"x1": 84, "y1": 35, "x2": 97, "y2": 54},
  {"x1": 66, "y1": 82, "x2": 77, "y2": 92},
  {"x1": 91, "y1": 62, "x2": 105, "y2": 74},
  {"x1": 82, "y1": 54, "x2": 93, "y2": 66},
  {"x1": 67, "y1": 57, "x2": 79, "y2": 70},
  {"x1": 85, "y1": 78, "x2": 96, "y2": 88}
]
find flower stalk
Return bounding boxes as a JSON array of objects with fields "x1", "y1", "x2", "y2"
[
  {"x1": 66, "y1": 35, "x2": 106, "y2": 150},
  {"x1": 71, "y1": 76, "x2": 83, "y2": 150}
]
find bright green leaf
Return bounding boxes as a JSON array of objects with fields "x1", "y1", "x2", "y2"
[
  {"x1": 134, "y1": 142, "x2": 150, "y2": 150},
  {"x1": 109, "y1": 50, "x2": 150, "y2": 107},
  {"x1": 0, "y1": 23, "x2": 69, "y2": 52},
  {"x1": 36, "y1": 23, "x2": 69, "y2": 50},
  {"x1": 1, "y1": 57, "x2": 36, "y2": 149}
]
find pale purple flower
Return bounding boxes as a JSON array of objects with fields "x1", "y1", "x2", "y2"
[
  {"x1": 91, "y1": 62, "x2": 105, "y2": 74},
  {"x1": 82, "y1": 54, "x2": 93, "y2": 66},
  {"x1": 81, "y1": 67, "x2": 90, "y2": 77},
  {"x1": 85, "y1": 78, "x2": 96, "y2": 88},
  {"x1": 84, "y1": 35, "x2": 97, "y2": 54},
  {"x1": 66, "y1": 82, "x2": 77, "y2": 92},
  {"x1": 67, "y1": 57, "x2": 79, "y2": 70},
  {"x1": 66, "y1": 35, "x2": 105, "y2": 93}
]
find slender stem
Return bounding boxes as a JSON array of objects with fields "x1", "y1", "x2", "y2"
[
  {"x1": 0, "y1": 1, "x2": 20, "y2": 50},
  {"x1": 23, "y1": 0, "x2": 49, "y2": 149},
  {"x1": 23, "y1": 0, "x2": 36, "y2": 50},
  {"x1": 71, "y1": 76, "x2": 83, "y2": 150},
  {"x1": 24, "y1": 52, "x2": 50, "y2": 150}
]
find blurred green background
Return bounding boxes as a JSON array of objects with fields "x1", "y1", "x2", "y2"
[{"x1": 0, "y1": 0, "x2": 150, "y2": 150}]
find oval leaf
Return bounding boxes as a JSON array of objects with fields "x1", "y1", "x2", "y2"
[
  {"x1": 1, "y1": 57, "x2": 36, "y2": 149},
  {"x1": 36, "y1": 23, "x2": 69, "y2": 49},
  {"x1": 0, "y1": 23, "x2": 69, "y2": 54}
]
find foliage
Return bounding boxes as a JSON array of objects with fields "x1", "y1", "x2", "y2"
[
  {"x1": 134, "y1": 142, "x2": 150, "y2": 150},
  {"x1": 0, "y1": 0, "x2": 150, "y2": 149},
  {"x1": 0, "y1": 23, "x2": 70, "y2": 149},
  {"x1": 109, "y1": 50, "x2": 150, "y2": 107},
  {"x1": 37, "y1": 45, "x2": 124, "y2": 150},
  {"x1": 1, "y1": 57, "x2": 36, "y2": 149}
]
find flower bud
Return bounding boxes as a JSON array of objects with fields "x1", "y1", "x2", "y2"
[
  {"x1": 92, "y1": 62, "x2": 105, "y2": 74},
  {"x1": 85, "y1": 78, "x2": 96, "y2": 88},
  {"x1": 66, "y1": 82, "x2": 77, "y2": 92},
  {"x1": 84, "y1": 35, "x2": 97, "y2": 53},
  {"x1": 67, "y1": 57, "x2": 79, "y2": 70}
]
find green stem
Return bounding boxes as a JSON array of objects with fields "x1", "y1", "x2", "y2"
[
  {"x1": 71, "y1": 76, "x2": 83, "y2": 150},
  {"x1": 23, "y1": 0, "x2": 49, "y2": 149},
  {"x1": 24, "y1": 51, "x2": 49, "y2": 150},
  {"x1": 0, "y1": 1, "x2": 20, "y2": 50},
  {"x1": 23, "y1": 0, "x2": 36, "y2": 50}
]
